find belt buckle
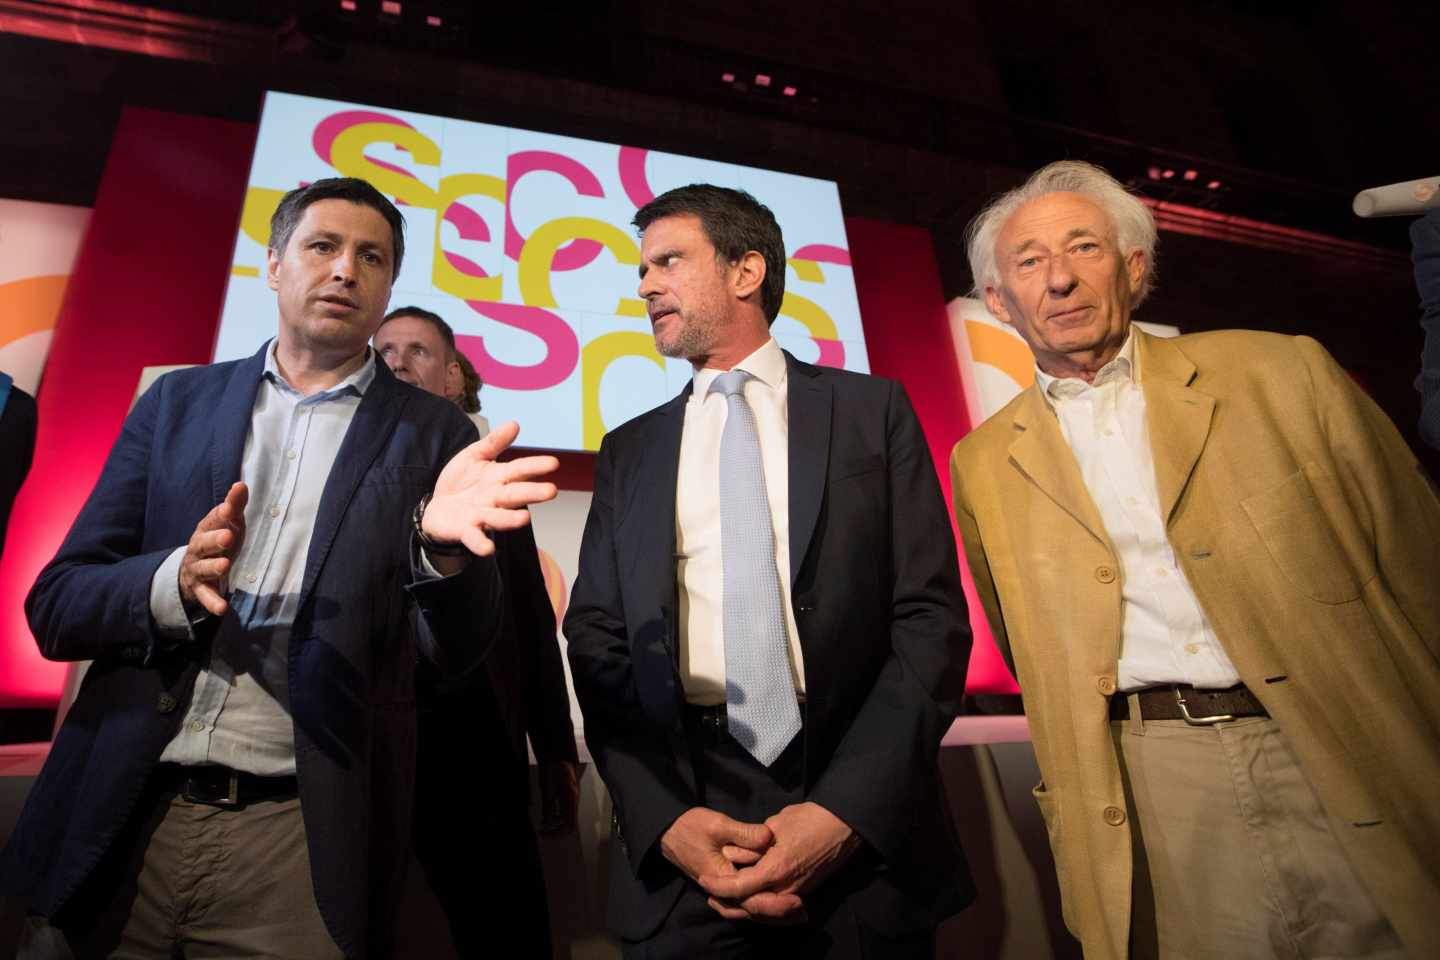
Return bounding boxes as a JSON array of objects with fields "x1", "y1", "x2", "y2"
[
  {"x1": 1173, "y1": 687, "x2": 1234, "y2": 726},
  {"x1": 183, "y1": 769, "x2": 241, "y2": 806}
]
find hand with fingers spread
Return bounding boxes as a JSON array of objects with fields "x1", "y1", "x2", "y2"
[
  {"x1": 660, "y1": 807, "x2": 775, "y2": 897},
  {"x1": 178, "y1": 481, "x2": 249, "y2": 618},
  {"x1": 700, "y1": 801, "x2": 862, "y2": 923},
  {"x1": 421, "y1": 421, "x2": 559, "y2": 563}
]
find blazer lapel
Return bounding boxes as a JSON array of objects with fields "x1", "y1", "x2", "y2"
[
  {"x1": 785, "y1": 353, "x2": 831, "y2": 586},
  {"x1": 1007, "y1": 385, "x2": 1111, "y2": 546},
  {"x1": 1137, "y1": 332, "x2": 1215, "y2": 526},
  {"x1": 210, "y1": 342, "x2": 270, "y2": 504},
  {"x1": 299, "y1": 357, "x2": 409, "y2": 604},
  {"x1": 632, "y1": 386, "x2": 687, "y2": 658}
]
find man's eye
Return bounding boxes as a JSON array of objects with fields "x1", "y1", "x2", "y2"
[
  {"x1": 1072, "y1": 242, "x2": 1099, "y2": 255},
  {"x1": 1018, "y1": 257, "x2": 1039, "y2": 268},
  {"x1": 313, "y1": 241, "x2": 333, "y2": 253}
]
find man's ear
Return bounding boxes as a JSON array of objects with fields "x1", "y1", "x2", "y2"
[
  {"x1": 266, "y1": 247, "x2": 281, "y2": 292},
  {"x1": 1126, "y1": 249, "x2": 1147, "y2": 296},
  {"x1": 984, "y1": 287, "x2": 1014, "y2": 327},
  {"x1": 731, "y1": 250, "x2": 767, "y2": 302}
]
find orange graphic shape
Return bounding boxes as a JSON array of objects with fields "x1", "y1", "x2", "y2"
[
  {"x1": 0, "y1": 275, "x2": 70, "y2": 347},
  {"x1": 965, "y1": 319, "x2": 1035, "y2": 388}
]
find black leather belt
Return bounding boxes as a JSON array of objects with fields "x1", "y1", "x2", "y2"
[
  {"x1": 154, "y1": 763, "x2": 298, "y2": 807},
  {"x1": 1109, "y1": 684, "x2": 1269, "y2": 725}
]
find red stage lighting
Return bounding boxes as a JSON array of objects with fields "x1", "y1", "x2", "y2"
[
  {"x1": 340, "y1": 0, "x2": 357, "y2": 10},
  {"x1": 1147, "y1": 166, "x2": 1162, "y2": 180},
  {"x1": 722, "y1": 72, "x2": 735, "y2": 83},
  {"x1": 382, "y1": 1, "x2": 402, "y2": 15},
  {"x1": 783, "y1": 86, "x2": 797, "y2": 97},
  {"x1": 426, "y1": 15, "x2": 442, "y2": 26},
  {"x1": 1183, "y1": 169, "x2": 1198, "y2": 181},
  {"x1": 755, "y1": 74, "x2": 772, "y2": 88},
  {"x1": 1162, "y1": 169, "x2": 1175, "y2": 179},
  {"x1": 1207, "y1": 180, "x2": 1222, "y2": 190}
]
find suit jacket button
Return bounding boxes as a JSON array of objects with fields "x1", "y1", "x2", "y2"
[
  {"x1": 1103, "y1": 805, "x2": 1127, "y2": 826},
  {"x1": 122, "y1": 645, "x2": 142, "y2": 660},
  {"x1": 157, "y1": 693, "x2": 178, "y2": 714},
  {"x1": 1095, "y1": 565, "x2": 1117, "y2": 584},
  {"x1": 1097, "y1": 676, "x2": 1116, "y2": 696}
]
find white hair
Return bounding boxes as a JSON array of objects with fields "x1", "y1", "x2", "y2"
[{"x1": 966, "y1": 160, "x2": 1157, "y2": 305}]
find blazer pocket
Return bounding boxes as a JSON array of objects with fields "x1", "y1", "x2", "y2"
[
  {"x1": 1031, "y1": 782, "x2": 1077, "y2": 931},
  {"x1": 1240, "y1": 468, "x2": 1362, "y2": 604},
  {"x1": 831, "y1": 453, "x2": 884, "y2": 481}
]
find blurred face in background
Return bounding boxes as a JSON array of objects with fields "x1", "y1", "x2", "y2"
[{"x1": 373, "y1": 314, "x2": 457, "y2": 397}]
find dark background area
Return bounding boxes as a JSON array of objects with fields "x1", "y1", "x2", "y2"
[{"x1": 1, "y1": 0, "x2": 1436, "y2": 472}]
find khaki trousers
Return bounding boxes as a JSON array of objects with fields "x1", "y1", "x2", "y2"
[
  {"x1": 1113, "y1": 709, "x2": 1404, "y2": 960},
  {"x1": 21, "y1": 790, "x2": 344, "y2": 960}
]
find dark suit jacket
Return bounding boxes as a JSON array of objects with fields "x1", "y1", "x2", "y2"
[
  {"x1": 0, "y1": 345, "x2": 499, "y2": 959},
  {"x1": 0, "y1": 380, "x2": 37, "y2": 560},
  {"x1": 1411, "y1": 210, "x2": 1440, "y2": 450},
  {"x1": 417, "y1": 520, "x2": 578, "y2": 793},
  {"x1": 563, "y1": 351, "x2": 976, "y2": 940}
]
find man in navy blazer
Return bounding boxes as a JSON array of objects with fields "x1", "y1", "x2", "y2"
[
  {"x1": 0, "y1": 178, "x2": 556, "y2": 958},
  {"x1": 564, "y1": 184, "x2": 974, "y2": 958}
]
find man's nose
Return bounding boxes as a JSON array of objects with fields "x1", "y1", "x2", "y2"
[
  {"x1": 1046, "y1": 255, "x2": 1078, "y2": 295},
  {"x1": 332, "y1": 249, "x2": 357, "y2": 284},
  {"x1": 637, "y1": 272, "x2": 661, "y2": 301}
]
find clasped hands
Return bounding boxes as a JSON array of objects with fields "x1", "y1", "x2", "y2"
[
  {"x1": 659, "y1": 801, "x2": 863, "y2": 924},
  {"x1": 178, "y1": 421, "x2": 558, "y2": 613}
]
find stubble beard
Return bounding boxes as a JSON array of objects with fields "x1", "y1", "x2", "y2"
[{"x1": 654, "y1": 309, "x2": 725, "y2": 362}]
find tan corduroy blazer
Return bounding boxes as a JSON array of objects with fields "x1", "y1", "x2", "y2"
[{"x1": 951, "y1": 328, "x2": 1440, "y2": 960}]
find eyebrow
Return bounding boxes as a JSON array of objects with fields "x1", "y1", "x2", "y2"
[
  {"x1": 638, "y1": 247, "x2": 681, "y2": 279},
  {"x1": 1009, "y1": 227, "x2": 1102, "y2": 257},
  {"x1": 303, "y1": 230, "x2": 388, "y2": 259}
]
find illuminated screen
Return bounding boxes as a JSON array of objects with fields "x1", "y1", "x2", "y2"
[{"x1": 215, "y1": 92, "x2": 869, "y2": 451}]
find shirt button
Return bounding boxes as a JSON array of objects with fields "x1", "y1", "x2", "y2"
[
  {"x1": 1156, "y1": 567, "x2": 1168, "y2": 577},
  {"x1": 286, "y1": 450, "x2": 297, "y2": 460},
  {"x1": 1126, "y1": 496, "x2": 1138, "y2": 506},
  {"x1": 1184, "y1": 643, "x2": 1199, "y2": 655},
  {"x1": 1097, "y1": 676, "x2": 1116, "y2": 696},
  {"x1": 1095, "y1": 565, "x2": 1116, "y2": 584},
  {"x1": 1103, "y1": 805, "x2": 1127, "y2": 827},
  {"x1": 1103, "y1": 429, "x2": 1114, "y2": 437},
  {"x1": 246, "y1": 573, "x2": 257, "y2": 584},
  {"x1": 269, "y1": 506, "x2": 280, "y2": 518},
  {"x1": 190, "y1": 720, "x2": 206, "y2": 732},
  {"x1": 157, "y1": 693, "x2": 178, "y2": 714}
]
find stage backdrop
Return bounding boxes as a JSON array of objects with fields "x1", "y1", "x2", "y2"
[
  {"x1": 0, "y1": 199, "x2": 91, "y2": 398},
  {"x1": 0, "y1": 104, "x2": 1019, "y2": 712}
]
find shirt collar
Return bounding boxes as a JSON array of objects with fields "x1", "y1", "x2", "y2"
[
  {"x1": 1035, "y1": 328, "x2": 1138, "y2": 404},
  {"x1": 691, "y1": 337, "x2": 787, "y2": 398},
  {"x1": 262, "y1": 338, "x2": 376, "y2": 401}
]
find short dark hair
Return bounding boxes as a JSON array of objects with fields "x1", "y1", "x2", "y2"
[
  {"x1": 381, "y1": 305, "x2": 456, "y2": 356},
  {"x1": 633, "y1": 184, "x2": 786, "y2": 324},
  {"x1": 269, "y1": 177, "x2": 406, "y2": 279}
]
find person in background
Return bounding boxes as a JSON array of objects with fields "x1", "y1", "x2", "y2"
[
  {"x1": 0, "y1": 371, "x2": 37, "y2": 561},
  {"x1": 448, "y1": 348, "x2": 490, "y2": 436},
  {"x1": 374, "y1": 307, "x2": 580, "y2": 959},
  {"x1": 2, "y1": 178, "x2": 558, "y2": 958},
  {"x1": 951, "y1": 159, "x2": 1440, "y2": 959},
  {"x1": 1410, "y1": 209, "x2": 1440, "y2": 449},
  {"x1": 565, "y1": 184, "x2": 974, "y2": 958}
]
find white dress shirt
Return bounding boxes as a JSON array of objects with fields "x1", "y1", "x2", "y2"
[
  {"x1": 151, "y1": 341, "x2": 377, "y2": 775},
  {"x1": 675, "y1": 337, "x2": 806, "y2": 705},
  {"x1": 1036, "y1": 331, "x2": 1242, "y2": 692}
]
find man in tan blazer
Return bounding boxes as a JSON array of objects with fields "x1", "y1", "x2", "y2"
[{"x1": 951, "y1": 160, "x2": 1440, "y2": 960}]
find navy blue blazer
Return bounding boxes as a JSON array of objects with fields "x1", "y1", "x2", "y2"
[
  {"x1": 1, "y1": 344, "x2": 499, "y2": 958},
  {"x1": 564, "y1": 351, "x2": 976, "y2": 941}
]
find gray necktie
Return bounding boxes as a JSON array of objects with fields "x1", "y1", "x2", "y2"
[{"x1": 710, "y1": 369, "x2": 801, "y2": 767}]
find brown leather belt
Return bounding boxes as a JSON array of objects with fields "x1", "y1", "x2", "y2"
[
  {"x1": 154, "y1": 763, "x2": 298, "y2": 807},
  {"x1": 1108, "y1": 684, "x2": 1268, "y2": 725}
]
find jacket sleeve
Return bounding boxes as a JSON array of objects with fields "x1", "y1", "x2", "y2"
[
  {"x1": 25, "y1": 374, "x2": 185, "y2": 663},
  {"x1": 1410, "y1": 210, "x2": 1440, "y2": 451},
  {"x1": 950, "y1": 441, "x2": 1017, "y2": 679},
  {"x1": 406, "y1": 414, "x2": 504, "y2": 677},
  {"x1": 512, "y1": 521, "x2": 579, "y2": 765},
  {"x1": 1298, "y1": 335, "x2": 1440, "y2": 658},
  {"x1": 807, "y1": 382, "x2": 972, "y2": 865},
  {"x1": 564, "y1": 435, "x2": 694, "y2": 873}
]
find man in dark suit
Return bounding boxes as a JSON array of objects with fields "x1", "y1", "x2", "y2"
[
  {"x1": 374, "y1": 307, "x2": 580, "y2": 957},
  {"x1": 564, "y1": 184, "x2": 974, "y2": 958},
  {"x1": 0, "y1": 177, "x2": 557, "y2": 958},
  {"x1": 0, "y1": 371, "x2": 37, "y2": 560}
]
